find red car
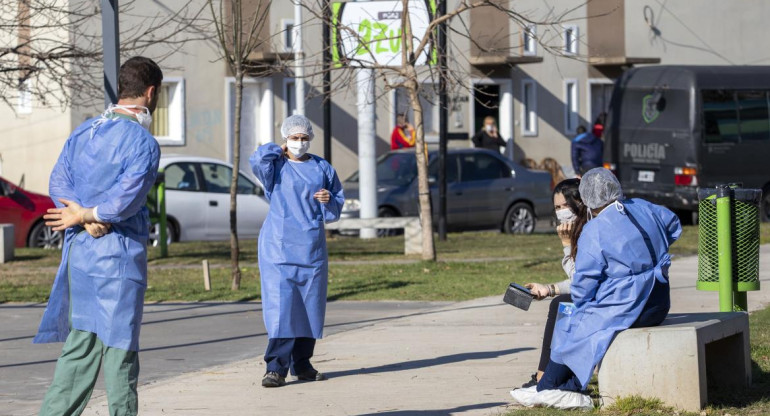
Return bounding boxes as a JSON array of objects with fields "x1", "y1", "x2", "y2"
[{"x1": 0, "y1": 176, "x2": 62, "y2": 248}]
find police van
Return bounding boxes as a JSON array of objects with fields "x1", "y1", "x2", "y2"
[{"x1": 603, "y1": 66, "x2": 770, "y2": 222}]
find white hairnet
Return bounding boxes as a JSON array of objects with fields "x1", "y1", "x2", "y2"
[
  {"x1": 281, "y1": 114, "x2": 314, "y2": 140},
  {"x1": 579, "y1": 167, "x2": 623, "y2": 209}
]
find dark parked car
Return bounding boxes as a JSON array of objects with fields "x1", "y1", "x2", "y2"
[
  {"x1": 342, "y1": 148, "x2": 553, "y2": 234},
  {"x1": 0, "y1": 176, "x2": 62, "y2": 248}
]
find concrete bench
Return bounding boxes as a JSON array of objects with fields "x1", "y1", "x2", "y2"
[
  {"x1": 0, "y1": 223, "x2": 14, "y2": 263},
  {"x1": 325, "y1": 217, "x2": 422, "y2": 255},
  {"x1": 598, "y1": 312, "x2": 750, "y2": 412}
]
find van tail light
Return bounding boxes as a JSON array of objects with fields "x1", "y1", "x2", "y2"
[
  {"x1": 603, "y1": 163, "x2": 617, "y2": 175},
  {"x1": 674, "y1": 167, "x2": 698, "y2": 186}
]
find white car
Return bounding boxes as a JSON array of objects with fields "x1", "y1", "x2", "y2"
[{"x1": 152, "y1": 155, "x2": 269, "y2": 244}]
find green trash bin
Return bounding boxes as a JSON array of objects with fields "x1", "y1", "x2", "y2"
[
  {"x1": 146, "y1": 170, "x2": 168, "y2": 257},
  {"x1": 697, "y1": 184, "x2": 761, "y2": 311}
]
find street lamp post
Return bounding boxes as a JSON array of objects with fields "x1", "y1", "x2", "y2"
[{"x1": 101, "y1": 0, "x2": 120, "y2": 107}]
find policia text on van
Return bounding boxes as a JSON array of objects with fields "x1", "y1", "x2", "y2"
[{"x1": 603, "y1": 66, "x2": 770, "y2": 222}]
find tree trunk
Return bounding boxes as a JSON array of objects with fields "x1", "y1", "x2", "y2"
[
  {"x1": 230, "y1": 69, "x2": 243, "y2": 290},
  {"x1": 406, "y1": 75, "x2": 436, "y2": 261}
]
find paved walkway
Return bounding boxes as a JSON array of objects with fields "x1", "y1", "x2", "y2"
[{"x1": 76, "y1": 247, "x2": 770, "y2": 416}]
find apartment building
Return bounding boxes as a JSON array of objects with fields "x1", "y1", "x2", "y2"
[{"x1": 2, "y1": 0, "x2": 768, "y2": 193}]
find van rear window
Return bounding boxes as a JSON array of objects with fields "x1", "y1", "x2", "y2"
[{"x1": 702, "y1": 90, "x2": 770, "y2": 143}]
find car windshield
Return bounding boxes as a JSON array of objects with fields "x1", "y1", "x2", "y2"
[{"x1": 346, "y1": 152, "x2": 417, "y2": 187}]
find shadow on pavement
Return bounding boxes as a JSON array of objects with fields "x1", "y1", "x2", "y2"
[
  {"x1": 354, "y1": 402, "x2": 508, "y2": 415},
  {"x1": 325, "y1": 348, "x2": 534, "y2": 379},
  {"x1": 327, "y1": 281, "x2": 411, "y2": 301}
]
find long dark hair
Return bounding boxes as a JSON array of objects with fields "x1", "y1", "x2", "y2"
[{"x1": 553, "y1": 178, "x2": 587, "y2": 260}]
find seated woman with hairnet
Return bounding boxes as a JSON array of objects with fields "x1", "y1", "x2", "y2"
[
  {"x1": 250, "y1": 115, "x2": 344, "y2": 388},
  {"x1": 511, "y1": 167, "x2": 681, "y2": 409}
]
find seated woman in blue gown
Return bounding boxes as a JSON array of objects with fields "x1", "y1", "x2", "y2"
[{"x1": 511, "y1": 167, "x2": 682, "y2": 409}]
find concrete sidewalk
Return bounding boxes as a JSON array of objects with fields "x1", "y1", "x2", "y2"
[{"x1": 82, "y1": 248, "x2": 770, "y2": 416}]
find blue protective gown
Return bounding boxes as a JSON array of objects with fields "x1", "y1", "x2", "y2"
[
  {"x1": 250, "y1": 143, "x2": 344, "y2": 339},
  {"x1": 550, "y1": 198, "x2": 681, "y2": 389},
  {"x1": 34, "y1": 114, "x2": 160, "y2": 352}
]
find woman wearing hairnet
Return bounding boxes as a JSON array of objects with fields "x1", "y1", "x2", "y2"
[
  {"x1": 250, "y1": 115, "x2": 344, "y2": 388},
  {"x1": 511, "y1": 167, "x2": 681, "y2": 409}
]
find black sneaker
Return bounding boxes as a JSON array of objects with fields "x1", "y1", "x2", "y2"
[
  {"x1": 295, "y1": 369, "x2": 327, "y2": 381},
  {"x1": 520, "y1": 373, "x2": 538, "y2": 388},
  {"x1": 262, "y1": 371, "x2": 286, "y2": 388}
]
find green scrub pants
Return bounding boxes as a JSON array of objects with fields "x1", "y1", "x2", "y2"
[{"x1": 39, "y1": 329, "x2": 138, "y2": 416}]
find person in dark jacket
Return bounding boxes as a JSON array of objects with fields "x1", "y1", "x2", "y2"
[
  {"x1": 571, "y1": 126, "x2": 603, "y2": 176},
  {"x1": 472, "y1": 116, "x2": 507, "y2": 152}
]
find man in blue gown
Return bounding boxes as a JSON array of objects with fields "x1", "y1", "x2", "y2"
[
  {"x1": 511, "y1": 168, "x2": 681, "y2": 409},
  {"x1": 250, "y1": 115, "x2": 344, "y2": 387},
  {"x1": 35, "y1": 57, "x2": 162, "y2": 416}
]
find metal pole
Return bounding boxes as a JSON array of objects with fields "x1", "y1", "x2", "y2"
[
  {"x1": 437, "y1": 0, "x2": 448, "y2": 241},
  {"x1": 356, "y1": 68, "x2": 377, "y2": 239},
  {"x1": 322, "y1": 0, "x2": 332, "y2": 162},
  {"x1": 293, "y1": 0, "x2": 305, "y2": 116},
  {"x1": 101, "y1": 0, "x2": 120, "y2": 107},
  {"x1": 716, "y1": 185, "x2": 734, "y2": 312},
  {"x1": 158, "y1": 169, "x2": 168, "y2": 258}
]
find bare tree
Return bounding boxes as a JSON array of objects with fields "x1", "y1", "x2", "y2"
[
  {"x1": 207, "y1": 0, "x2": 274, "y2": 290},
  {"x1": 295, "y1": 0, "x2": 588, "y2": 261},
  {"x1": 0, "y1": 0, "x2": 210, "y2": 111}
]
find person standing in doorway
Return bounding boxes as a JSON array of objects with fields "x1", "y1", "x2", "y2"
[
  {"x1": 251, "y1": 114, "x2": 345, "y2": 388},
  {"x1": 35, "y1": 56, "x2": 162, "y2": 416},
  {"x1": 472, "y1": 116, "x2": 507, "y2": 152},
  {"x1": 570, "y1": 125, "x2": 603, "y2": 176},
  {"x1": 391, "y1": 113, "x2": 416, "y2": 150}
]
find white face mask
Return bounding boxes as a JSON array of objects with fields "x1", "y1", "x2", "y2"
[
  {"x1": 108, "y1": 104, "x2": 153, "y2": 130},
  {"x1": 555, "y1": 208, "x2": 576, "y2": 224},
  {"x1": 484, "y1": 124, "x2": 494, "y2": 133},
  {"x1": 286, "y1": 140, "x2": 310, "y2": 158}
]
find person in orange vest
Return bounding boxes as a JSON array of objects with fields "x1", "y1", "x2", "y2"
[{"x1": 391, "y1": 113, "x2": 416, "y2": 150}]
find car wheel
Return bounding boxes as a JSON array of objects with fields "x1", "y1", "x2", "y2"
[
  {"x1": 148, "y1": 221, "x2": 176, "y2": 247},
  {"x1": 28, "y1": 221, "x2": 63, "y2": 249},
  {"x1": 504, "y1": 202, "x2": 536, "y2": 235},
  {"x1": 377, "y1": 207, "x2": 401, "y2": 238}
]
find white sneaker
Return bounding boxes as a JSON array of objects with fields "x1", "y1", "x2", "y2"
[
  {"x1": 531, "y1": 389, "x2": 593, "y2": 410},
  {"x1": 509, "y1": 386, "x2": 539, "y2": 407}
]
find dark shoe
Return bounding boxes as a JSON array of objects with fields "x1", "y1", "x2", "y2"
[
  {"x1": 521, "y1": 373, "x2": 538, "y2": 388},
  {"x1": 262, "y1": 372, "x2": 286, "y2": 388},
  {"x1": 295, "y1": 369, "x2": 326, "y2": 381}
]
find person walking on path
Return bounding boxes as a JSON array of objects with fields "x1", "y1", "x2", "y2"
[
  {"x1": 35, "y1": 56, "x2": 162, "y2": 416},
  {"x1": 570, "y1": 126, "x2": 603, "y2": 176},
  {"x1": 472, "y1": 116, "x2": 507, "y2": 152},
  {"x1": 250, "y1": 114, "x2": 345, "y2": 388}
]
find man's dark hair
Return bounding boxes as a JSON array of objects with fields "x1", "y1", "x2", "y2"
[
  {"x1": 576, "y1": 125, "x2": 587, "y2": 134},
  {"x1": 118, "y1": 57, "x2": 163, "y2": 99}
]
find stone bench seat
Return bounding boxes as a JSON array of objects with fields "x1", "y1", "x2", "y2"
[
  {"x1": 598, "y1": 312, "x2": 751, "y2": 412},
  {"x1": 325, "y1": 217, "x2": 422, "y2": 255}
]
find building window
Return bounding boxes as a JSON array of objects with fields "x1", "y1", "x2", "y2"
[
  {"x1": 150, "y1": 78, "x2": 185, "y2": 145},
  {"x1": 282, "y1": 19, "x2": 295, "y2": 52},
  {"x1": 17, "y1": 80, "x2": 32, "y2": 114},
  {"x1": 523, "y1": 25, "x2": 537, "y2": 56},
  {"x1": 394, "y1": 86, "x2": 438, "y2": 139},
  {"x1": 284, "y1": 79, "x2": 296, "y2": 117},
  {"x1": 563, "y1": 25, "x2": 578, "y2": 55},
  {"x1": 564, "y1": 80, "x2": 579, "y2": 134},
  {"x1": 521, "y1": 79, "x2": 537, "y2": 136}
]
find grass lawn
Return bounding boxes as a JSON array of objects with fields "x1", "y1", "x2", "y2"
[
  {"x1": 1, "y1": 224, "x2": 768, "y2": 303},
  {"x1": 505, "y1": 305, "x2": 770, "y2": 416}
]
